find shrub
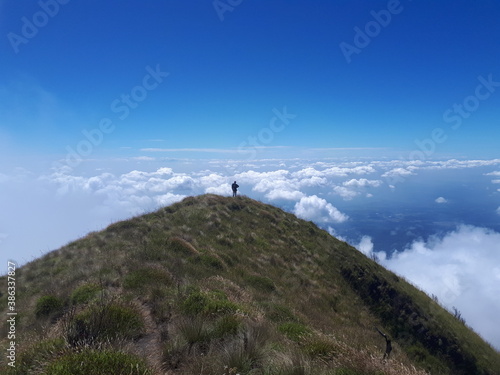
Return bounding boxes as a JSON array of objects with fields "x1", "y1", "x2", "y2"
[
  {"x1": 70, "y1": 283, "x2": 101, "y2": 305},
  {"x1": 223, "y1": 323, "x2": 268, "y2": 373},
  {"x1": 176, "y1": 317, "x2": 210, "y2": 352},
  {"x1": 182, "y1": 289, "x2": 239, "y2": 316},
  {"x1": 44, "y1": 349, "x2": 152, "y2": 375},
  {"x1": 224, "y1": 345, "x2": 255, "y2": 374},
  {"x1": 67, "y1": 301, "x2": 144, "y2": 345},
  {"x1": 35, "y1": 295, "x2": 64, "y2": 318}
]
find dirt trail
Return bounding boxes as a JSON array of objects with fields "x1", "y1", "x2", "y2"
[{"x1": 134, "y1": 300, "x2": 165, "y2": 375}]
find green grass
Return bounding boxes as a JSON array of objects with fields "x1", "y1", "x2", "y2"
[
  {"x1": 70, "y1": 283, "x2": 101, "y2": 304},
  {"x1": 44, "y1": 349, "x2": 152, "y2": 375},
  {"x1": 123, "y1": 266, "x2": 172, "y2": 290},
  {"x1": 278, "y1": 322, "x2": 312, "y2": 342}
]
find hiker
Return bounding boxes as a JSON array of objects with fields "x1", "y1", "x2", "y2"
[
  {"x1": 231, "y1": 181, "x2": 239, "y2": 197},
  {"x1": 376, "y1": 327, "x2": 392, "y2": 360}
]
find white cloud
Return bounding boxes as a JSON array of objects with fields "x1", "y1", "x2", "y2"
[
  {"x1": 496, "y1": 207, "x2": 500, "y2": 215},
  {"x1": 293, "y1": 195, "x2": 348, "y2": 223},
  {"x1": 435, "y1": 197, "x2": 448, "y2": 204},
  {"x1": 292, "y1": 167, "x2": 324, "y2": 179},
  {"x1": 354, "y1": 235, "x2": 374, "y2": 256},
  {"x1": 343, "y1": 178, "x2": 382, "y2": 188},
  {"x1": 132, "y1": 156, "x2": 155, "y2": 161},
  {"x1": 324, "y1": 165, "x2": 376, "y2": 177},
  {"x1": 492, "y1": 180, "x2": 500, "y2": 184},
  {"x1": 381, "y1": 167, "x2": 415, "y2": 178},
  {"x1": 235, "y1": 170, "x2": 290, "y2": 192},
  {"x1": 382, "y1": 225, "x2": 500, "y2": 349},
  {"x1": 292, "y1": 165, "x2": 376, "y2": 179},
  {"x1": 485, "y1": 171, "x2": 500, "y2": 176},
  {"x1": 423, "y1": 159, "x2": 500, "y2": 170},
  {"x1": 298, "y1": 176, "x2": 328, "y2": 188},
  {"x1": 153, "y1": 192, "x2": 186, "y2": 206},
  {"x1": 206, "y1": 183, "x2": 232, "y2": 196},
  {"x1": 265, "y1": 189, "x2": 305, "y2": 201},
  {"x1": 332, "y1": 186, "x2": 359, "y2": 200}
]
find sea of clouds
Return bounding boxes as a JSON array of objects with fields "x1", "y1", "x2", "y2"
[{"x1": 1, "y1": 157, "x2": 499, "y2": 349}]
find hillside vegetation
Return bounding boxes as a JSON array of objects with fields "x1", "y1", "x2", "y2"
[{"x1": 1, "y1": 194, "x2": 499, "y2": 375}]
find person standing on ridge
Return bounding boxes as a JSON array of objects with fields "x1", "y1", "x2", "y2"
[{"x1": 231, "y1": 181, "x2": 239, "y2": 197}]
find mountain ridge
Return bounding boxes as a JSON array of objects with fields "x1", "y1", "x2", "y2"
[{"x1": 1, "y1": 194, "x2": 499, "y2": 375}]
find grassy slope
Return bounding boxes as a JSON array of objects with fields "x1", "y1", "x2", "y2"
[{"x1": 1, "y1": 194, "x2": 499, "y2": 375}]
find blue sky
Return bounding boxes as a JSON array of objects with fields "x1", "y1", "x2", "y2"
[
  {"x1": 1, "y1": 0, "x2": 500, "y2": 162},
  {"x1": 1, "y1": 1, "x2": 500, "y2": 350}
]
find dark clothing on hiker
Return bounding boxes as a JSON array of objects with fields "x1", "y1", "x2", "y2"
[{"x1": 232, "y1": 182, "x2": 239, "y2": 197}]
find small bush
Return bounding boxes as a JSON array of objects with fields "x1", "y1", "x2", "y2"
[
  {"x1": 35, "y1": 295, "x2": 64, "y2": 318},
  {"x1": 224, "y1": 345, "x2": 255, "y2": 374},
  {"x1": 223, "y1": 323, "x2": 268, "y2": 373},
  {"x1": 44, "y1": 349, "x2": 152, "y2": 375},
  {"x1": 182, "y1": 289, "x2": 239, "y2": 316},
  {"x1": 68, "y1": 302, "x2": 144, "y2": 344},
  {"x1": 70, "y1": 283, "x2": 101, "y2": 305},
  {"x1": 278, "y1": 322, "x2": 311, "y2": 342},
  {"x1": 177, "y1": 317, "x2": 210, "y2": 352}
]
